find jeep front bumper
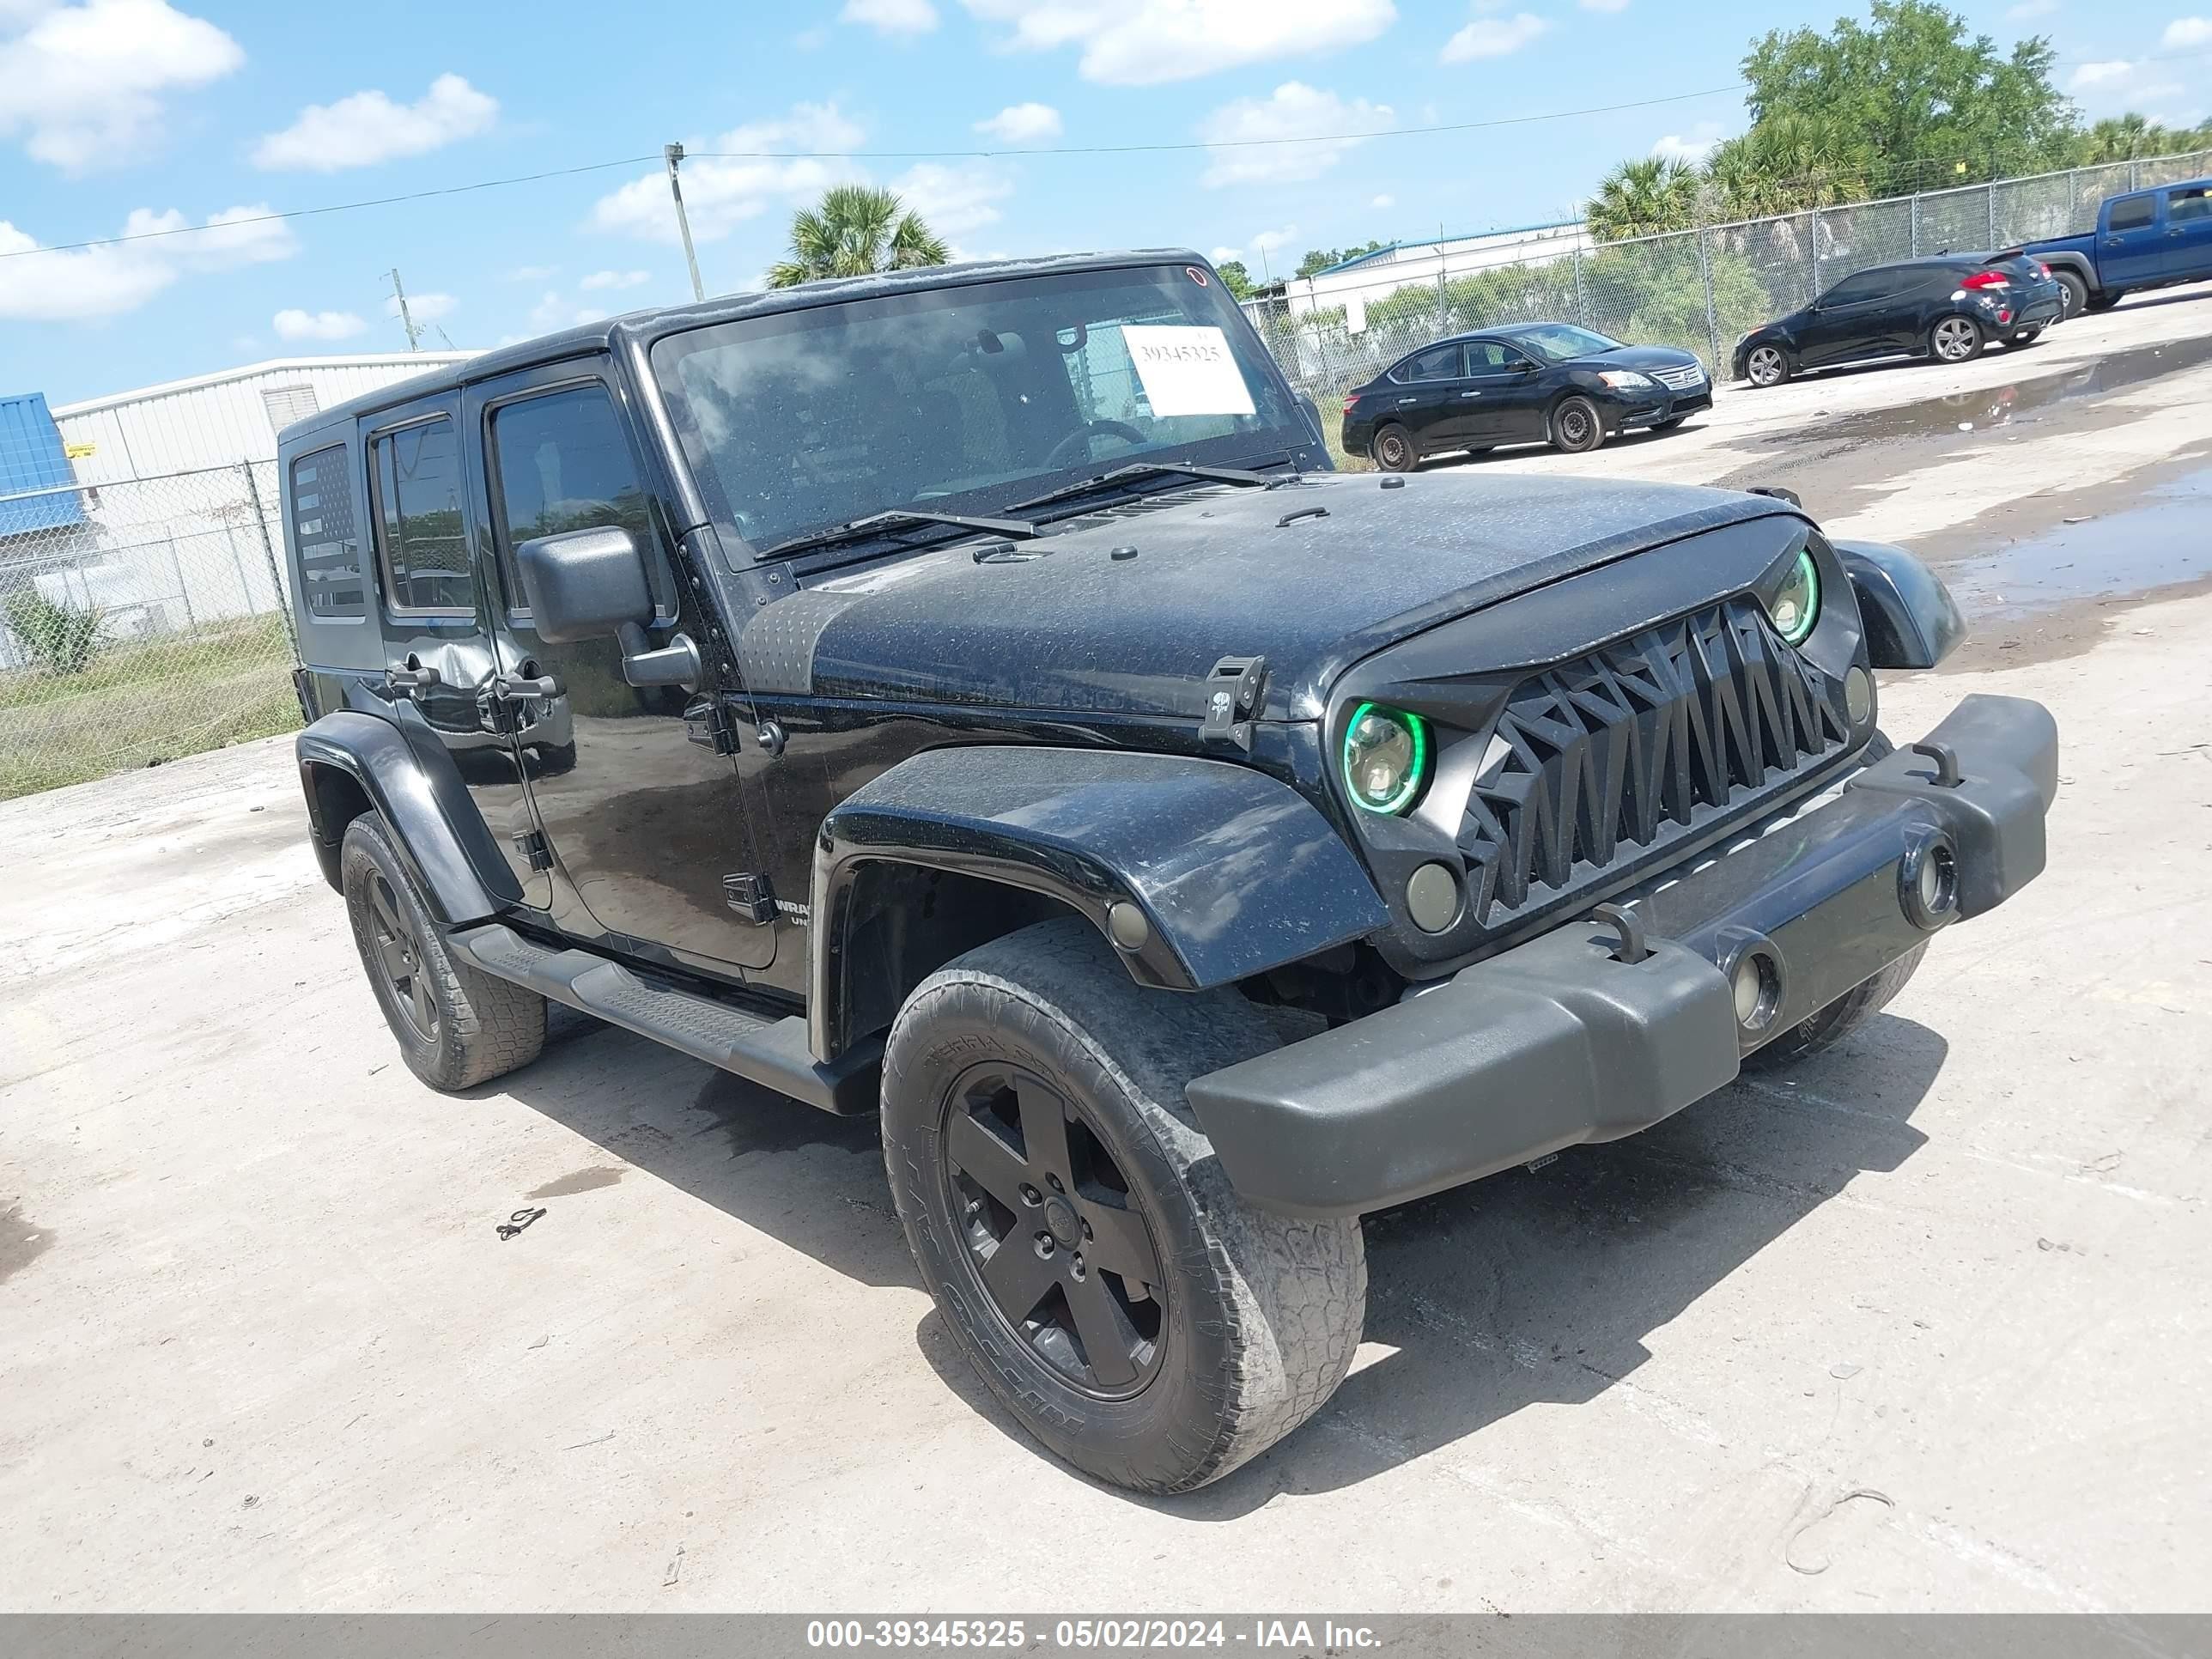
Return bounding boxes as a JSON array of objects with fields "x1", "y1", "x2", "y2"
[{"x1": 1186, "y1": 693, "x2": 2057, "y2": 1218}]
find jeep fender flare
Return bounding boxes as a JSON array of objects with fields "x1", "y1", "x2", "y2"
[
  {"x1": 1834, "y1": 540, "x2": 1966, "y2": 671},
  {"x1": 808, "y1": 746, "x2": 1389, "y2": 1061},
  {"x1": 295, "y1": 710, "x2": 524, "y2": 924}
]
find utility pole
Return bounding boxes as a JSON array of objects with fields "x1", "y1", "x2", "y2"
[
  {"x1": 665, "y1": 143, "x2": 706, "y2": 302},
  {"x1": 386, "y1": 268, "x2": 423, "y2": 351}
]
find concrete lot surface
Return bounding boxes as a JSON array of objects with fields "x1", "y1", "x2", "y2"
[{"x1": 3, "y1": 293, "x2": 2209, "y2": 1613}]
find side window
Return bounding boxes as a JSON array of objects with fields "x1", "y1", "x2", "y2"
[
  {"x1": 1466, "y1": 342, "x2": 1513, "y2": 371},
  {"x1": 488, "y1": 381, "x2": 670, "y2": 616},
  {"x1": 2167, "y1": 185, "x2": 2210, "y2": 224},
  {"x1": 1820, "y1": 271, "x2": 1887, "y2": 306},
  {"x1": 368, "y1": 418, "x2": 473, "y2": 617},
  {"x1": 1397, "y1": 344, "x2": 1462, "y2": 382},
  {"x1": 2107, "y1": 195, "x2": 2156, "y2": 232},
  {"x1": 290, "y1": 443, "x2": 366, "y2": 622}
]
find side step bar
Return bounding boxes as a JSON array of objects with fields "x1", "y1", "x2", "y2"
[{"x1": 448, "y1": 923, "x2": 880, "y2": 1115}]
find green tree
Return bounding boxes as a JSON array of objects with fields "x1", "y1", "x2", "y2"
[
  {"x1": 2067, "y1": 113, "x2": 2205, "y2": 164},
  {"x1": 1704, "y1": 112, "x2": 1880, "y2": 219},
  {"x1": 1295, "y1": 240, "x2": 1387, "y2": 279},
  {"x1": 1587, "y1": 156, "x2": 1701, "y2": 241},
  {"x1": 765, "y1": 185, "x2": 950, "y2": 288},
  {"x1": 1213, "y1": 259, "x2": 1255, "y2": 300},
  {"x1": 1741, "y1": 0, "x2": 2075, "y2": 190}
]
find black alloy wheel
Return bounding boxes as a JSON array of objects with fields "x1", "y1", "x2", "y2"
[
  {"x1": 939, "y1": 1060, "x2": 1165, "y2": 1397},
  {"x1": 367, "y1": 868, "x2": 438, "y2": 1043}
]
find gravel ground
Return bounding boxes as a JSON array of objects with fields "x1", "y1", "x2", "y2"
[{"x1": 3, "y1": 290, "x2": 2209, "y2": 1614}]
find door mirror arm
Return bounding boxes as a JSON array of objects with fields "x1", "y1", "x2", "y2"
[{"x1": 616, "y1": 621, "x2": 702, "y2": 690}]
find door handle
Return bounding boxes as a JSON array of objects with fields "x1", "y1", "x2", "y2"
[
  {"x1": 489, "y1": 672, "x2": 562, "y2": 702},
  {"x1": 1398, "y1": 396, "x2": 1418, "y2": 404},
  {"x1": 1459, "y1": 390, "x2": 1482, "y2": 398},
  {"x1": 385, "y1": 663, "x2": 441, "y2": 692}
]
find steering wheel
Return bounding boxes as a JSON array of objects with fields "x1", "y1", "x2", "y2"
[{"x1": 1042, "y1": 420, "x2": 1146, "y2": 471}]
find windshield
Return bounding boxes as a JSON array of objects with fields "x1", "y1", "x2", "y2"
[
  {"x1": 1510, "y1": 324, "x2": 1627, "y2": 363},
  {"x1": 651, "y1": 264, "x2": 1310, "y2": 556}
]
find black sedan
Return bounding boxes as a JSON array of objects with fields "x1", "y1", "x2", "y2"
[
  {"x1": 1340, "y1": 323, "x2": 1712, "y2": 471},
  {"x1": 1733, "y1": 252, "x2": 2064, "y2": 387}
]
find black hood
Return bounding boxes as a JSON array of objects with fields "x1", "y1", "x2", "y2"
[
  {"x1": 1575, "y1": 343, "x2": 1704, "y2": 372},
  {"x1": 736, "y1": 471, "x2": 1793, "y2": 721}
]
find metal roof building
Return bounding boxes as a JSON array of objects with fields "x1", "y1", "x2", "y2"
[
  {"x1": 50, "y1": 353, "x2": 477, "y2": 484},
  {"x1": 0, "y1": 392, "x2": 85, "y2": 537}
]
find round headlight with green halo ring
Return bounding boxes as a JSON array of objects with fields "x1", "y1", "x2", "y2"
[
  {"x1": 1767, "y1": 548, "x2": 1821, "y2": 645},
  {"x1": 1341, "y1": 702, "x2": 1430, "y2": 815}
]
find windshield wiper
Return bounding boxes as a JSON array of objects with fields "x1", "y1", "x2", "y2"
[
  {"x1": 1007, "y1": 459, "x2": 1291, "y2": 515},
  {"x1": 758, "y1": 507, "x2": 1041, "y2": 561}
]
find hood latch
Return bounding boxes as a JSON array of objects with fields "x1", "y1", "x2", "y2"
[{"x1": 1200, "y1": 655, "x2": 1267, "y2": 752}]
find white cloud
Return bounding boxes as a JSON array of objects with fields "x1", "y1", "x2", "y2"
[
  {"x1": 1442, "y1": 8, "x2": 1547, "y2": 61},
  {"x1": 2068, "y1": 58, "x2": 2184, "y2": 112},
  {"x1": 252, "y1": 73, "x2": 496, "y2": 171},
  {"x1": 1371, "y1": 192, "x2": 1395, "y2": 209},
  {"x1": 386, "y1": 290, "x2": 457, "y2": 321},
  {"x1": 1208, "y1": 244, "x2": 1243, "y2": 261},
  {"x1": 2004, "y1": 0, "x2": 2057, "y2": 16},
  {"x1": 1580, "y1": 0, "x2": 1629, "y2": 10},
  {"x1": 504, "y1": 264, "x2": 557, "y2": 282},
  {"x1": 842, "y1": 0, "x2": 938, "y2": 33},
  {"x1": 960, "y1": 0, "x2": 1396, "y2": 86},
  {"x1": 580, "y1": 268, "x2": 652, "y2": 290},
  {"x1": 0, "y1": 0, "x2": 242, "y2": 170},
  {"x1": 1653, "y1": 120, "x2": 1725, "y2": 163},
  {"x1": 891, "y1": 161, "x2": 1014, "y2": 248},
  {"x1": 2163, "y1": 16, "x2": 2212, "y2": 46},
  {"x1": 974, "y1": 101, "x2": 1062, "y2": 143},
  {"x1": 527, "y1": 289, "x2": 610, "y2": 332},
  {"x1": 1250, "y1": 224, "x2": 1297, "y2": 256},
  {"x1": 0, "y1": 203, "x2": 295, "y2": 321},
  {"x1": 1197, "y1": 82, "x2": 1394, "y2": 187},
  {"x1": 273, "y1": 308, "x2": 367, "y2": 341},
  {"x1": 588, "y1": 103, "x2": 865, "y2": 244}
]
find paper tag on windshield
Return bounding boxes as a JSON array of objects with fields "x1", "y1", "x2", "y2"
[{"x1": 1122, "y1": 325, "x2": 1255, "y2": 418}]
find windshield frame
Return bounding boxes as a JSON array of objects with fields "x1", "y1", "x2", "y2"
[
  {"x1": 1506, "y1": 324, "x2": 1629, "y2": 364},
  {"x1": 645, "y1": 257, "x2": 1321, "y2": 568}
]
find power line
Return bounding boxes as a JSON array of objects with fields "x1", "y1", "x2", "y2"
[{"x1": 4, "y1": 46, "x2": 2206, "y2": 266}]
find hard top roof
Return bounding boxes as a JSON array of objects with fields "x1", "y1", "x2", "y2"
[{"x1": 289, "y1": 248, "x2": 1206, "y2": 442}]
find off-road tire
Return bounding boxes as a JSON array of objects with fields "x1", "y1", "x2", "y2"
[
  {"x1": 2083, "y1": 289, "x2": 2124, "y2": 313},
  {"x1": 1372, "y1": 423, "x2": 1417, "y2": 473},
  {"x1": 340, "y1": 816, "x2": 546, "y2": 1091},
  {"x1": 1741, "y1": 944, "x2": 1928, "y2": 1073},
  {"x1": 881, "y1": 919, "x2": 1366, "y2": 1494},
  {"x1": 1550, "y1": 394, "x2": 1606, "y2": 454},
  {"x1": 2052, "y1": 270, "x2": 2088, "y2": 318},
  {"x1": 1929, "y1": 314, "x2": 1985, "y2": 364}
]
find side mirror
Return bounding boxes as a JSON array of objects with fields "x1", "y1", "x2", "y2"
[
  {"x1": 1510, "y1": 358, "x2": 1538, "y2": 373},
  {"x1": 1295, "y1": 390, "x2": 1325, "y2": 446},
  {"x1": 515, "y1": 525, "x2": 699, "y2": 690}
]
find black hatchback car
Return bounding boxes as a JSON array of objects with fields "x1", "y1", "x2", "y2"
[
  {"x1": 1734, "y1": 253, "x2": 2064, "y2": 387},
  {"x1": 1341, "y1": 323, "x2": 1711, "y2": 470}
]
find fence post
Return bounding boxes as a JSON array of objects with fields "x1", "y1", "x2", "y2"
[
  {"x1": 1910, "y1": 192, "x2": 1920, "y2": 256},
  {"x1": 1986, "y1": 185, "x2": 1997, "y2": 250},
  {"x1": 1805, "y1": 209, "x2": 1820, "y2": 304},
  {"x1": 1695, "y1": 226, "x2": 1722, "y2": 370},
  {"x1": 240, "y1": 461, "x2": 299, "y2": 659},
  {"x1": 1572, "y1": 243, "x2": 1588, "y2": 327}
]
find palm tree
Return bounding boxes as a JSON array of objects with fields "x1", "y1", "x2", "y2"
[
  {"x1": 766, "y1": 185, "x2": 950, "y2": 288},
  {"x1": 2072, "y1": 113, "x2": 2172, "y2": 165},
  {"x1": 1586, "y1": 156, "x2": 1701, "y2": 242}
]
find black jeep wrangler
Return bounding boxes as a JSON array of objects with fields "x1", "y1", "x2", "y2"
[{"x1": 283, "y1": 252, "x2": 2057, "y2": 1494}]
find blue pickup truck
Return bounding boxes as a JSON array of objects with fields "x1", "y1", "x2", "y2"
[{"x1": 2014, "y1": 176, "x2": 2212, "y2": 318}]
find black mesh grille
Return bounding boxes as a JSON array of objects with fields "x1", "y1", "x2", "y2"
[{"x1": 1456, "y1": 598, "x2": 1850, "y2": 927}]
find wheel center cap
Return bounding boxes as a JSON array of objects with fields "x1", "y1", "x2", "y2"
[{"x1": 1042, "y1": 1194, "x2": 1080, "y2": 1250}]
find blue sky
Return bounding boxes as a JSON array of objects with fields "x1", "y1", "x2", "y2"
[{"x1": 1, "y1": 0, "x2": 2200, "y2": 404}]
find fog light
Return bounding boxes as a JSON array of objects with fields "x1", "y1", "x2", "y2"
[
  {"x1": 1731, "y1": 951, "x2": 1782, "y2": 1031},
  {"x1": 1845, "y1": 665, "x2": 1874, "y2": 726},
  {"x1": 1406, "y1": 862, "x2": 1460, "y2": 933},
  {"x1": 1899, "y1": 833, "x2": 1960, "y2": 929}
]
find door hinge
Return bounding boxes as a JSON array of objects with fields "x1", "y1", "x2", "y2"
[
  {"x1": 1200, "y1": 654, "x2": 1267, "y2": 752},
  {"x1": 683, "y1": 695, "x2": 743, "y2": 756},
  {"x1": 722, "y1": 871, "x2": 777, "y2": 925},
  {"x1": 511, "y1": 829, "x2": 552, "y2": 872}
]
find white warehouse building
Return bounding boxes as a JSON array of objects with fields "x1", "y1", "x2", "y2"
[
  {"x1": 1275, "y1": 220, "x2": 1596, "y2": 333},
  {"x1": 13, "y1": 355, "x2": 472, "y2": 656}
]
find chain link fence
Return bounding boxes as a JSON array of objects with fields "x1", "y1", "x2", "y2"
[
  {"x1": 1246, "y1": 148, "x2": 2212, "y2": 455},
  {"x1": 0, "y1": 460, "x2": 302, "y2": 799}
]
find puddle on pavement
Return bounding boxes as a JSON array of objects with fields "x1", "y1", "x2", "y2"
[
  {"x1": 1939, "y1": 467, "x2": 2212, "y2": 619},
  {"x1": 1757, "y1": 332, "x2": 2212, "y2": 448}
]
